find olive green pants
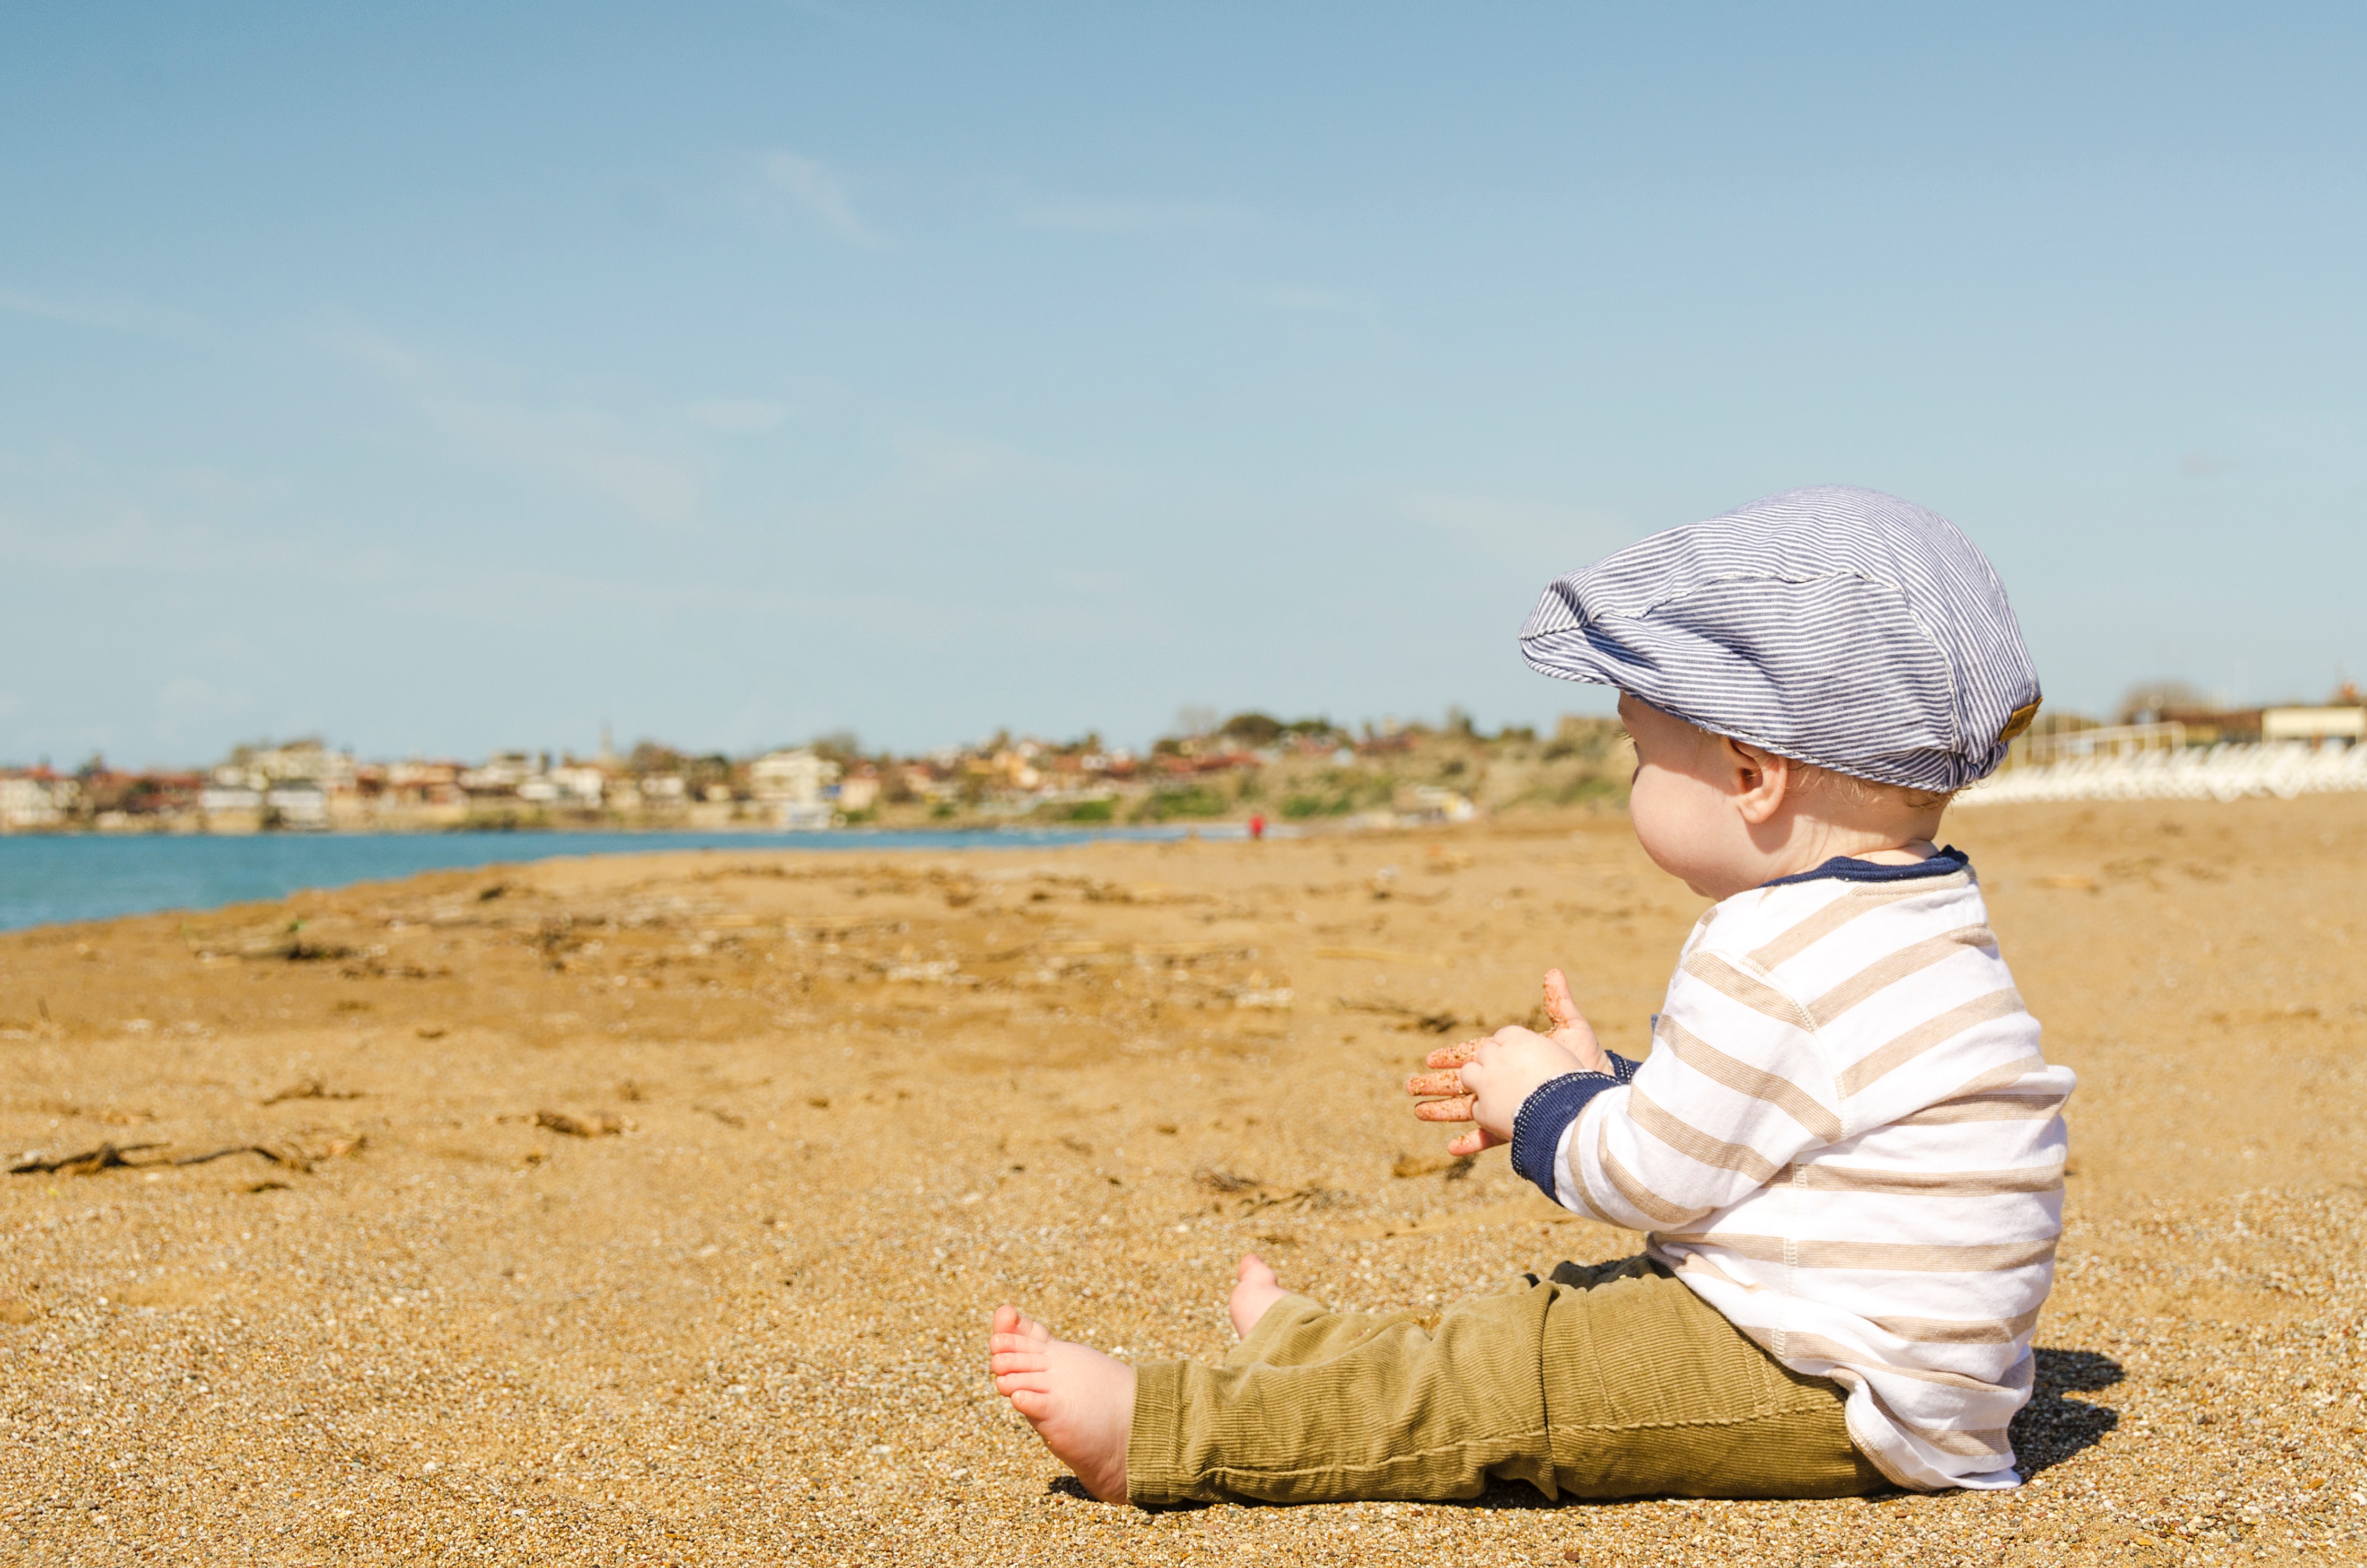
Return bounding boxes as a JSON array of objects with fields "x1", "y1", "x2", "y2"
[{"x1": 1128, "y1": 1256, "x2": 1887, "y2": 1506}]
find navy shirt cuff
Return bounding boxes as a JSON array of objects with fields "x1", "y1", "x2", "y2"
[{"x1": 1510, "y1": 1070, "x2": 1623, "y2": 1200}]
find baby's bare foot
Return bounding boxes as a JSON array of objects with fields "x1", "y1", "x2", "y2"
[
  {"x1": 1228, "y1": 1252, "x2": 1288, "y2": 1339},
  {"x1": 987, "y1": 1303, "x2": 1134, "y2": 1503}
]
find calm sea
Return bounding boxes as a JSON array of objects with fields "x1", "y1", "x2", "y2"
[{"x1": 0, "y1": 826, "x2": 1226, "y2": 934}]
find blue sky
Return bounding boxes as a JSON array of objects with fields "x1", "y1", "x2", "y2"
[{"x1": 3, "y1": 3, "x2": 2362, "y2": 767}]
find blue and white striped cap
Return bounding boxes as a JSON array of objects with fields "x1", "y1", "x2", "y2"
[{"x1": 1518, "y1": 485, "x2": 2040, "y2": 793}]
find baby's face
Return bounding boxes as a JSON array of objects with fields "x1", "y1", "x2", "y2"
[{"x1": 1616, "y1": 693, "x2": 1760, "y2": 900}]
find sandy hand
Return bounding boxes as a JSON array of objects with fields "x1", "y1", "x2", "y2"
[
  {"x1": 1532, "y1": 967, "x2": 1612, "y2": 1071},
  {"x1": 1406, "y1": 1030, "x2": 1502, "y2": 1155},
  {"x1": 1403, "y1": 968, "x2": 1609, "y2": 1155}
]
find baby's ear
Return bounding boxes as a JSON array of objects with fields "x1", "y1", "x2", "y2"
[{"x1": 1726, "y1": 737, "x2": 1793, "y2": 824}]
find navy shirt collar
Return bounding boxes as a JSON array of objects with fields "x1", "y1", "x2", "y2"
[{"x1": 1761, "y1": 843, "x2": 1970, "y2": 889}]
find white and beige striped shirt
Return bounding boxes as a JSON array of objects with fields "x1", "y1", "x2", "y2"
[{"x1": 1550, "y1": 850, "x2": 2072, "y2": 1491}]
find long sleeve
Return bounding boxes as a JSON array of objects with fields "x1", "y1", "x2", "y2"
[{"x1": 1507, "y1": 1053, "x2": 1641, "y2": 1202}]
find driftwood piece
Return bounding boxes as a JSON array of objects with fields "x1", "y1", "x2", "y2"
[
  {"x1": 1334, "y1": 996, "x2": 1461, "y2": 1033},
  {"x1": 534, "y1": 1110, "x2": 622, "y2": 1138},
  {"x1": 8, "y1": 1142, "x2": 165, "y2": 1175},
  {"x1": 173, "y1": 1144, "x2": 313, "y2": 1173},
  {"x1": 1390, "y1": 1151, "x2": 1479, "y2": 1181},
  {"x1": 1232, "y1": 1184, "x2": 1351, "y2": 1216},
  {"x1": 261, "y1": 1076, "x2": 363, "y2": 1107},
  {"x1": 8, "y1": 1141, "x2": 320, "y2": 1177}
]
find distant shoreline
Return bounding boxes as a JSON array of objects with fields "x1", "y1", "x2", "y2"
[
  {"x1": 0, "y1": 817, "x2": 1283, "y2": 843},
  {"x1": 0, "y1": 822, "x2": 1270, "y2": 935}
]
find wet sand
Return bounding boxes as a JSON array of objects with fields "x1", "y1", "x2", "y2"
[{"x1": 2, "y1": 798, "x2": 2362, "y2": 1565}]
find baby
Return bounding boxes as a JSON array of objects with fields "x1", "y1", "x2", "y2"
[{"x1": 989, "y1": 485, "x2": 2072, "y2": 1503}]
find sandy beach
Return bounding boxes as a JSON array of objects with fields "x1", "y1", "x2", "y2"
[{"x1": 2, "y1": 798, "x2": 2362, "y2": 1565}]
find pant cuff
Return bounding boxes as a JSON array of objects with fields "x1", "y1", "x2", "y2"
[
  {"x1": 1127, "y1": 1292, "x2": 1325, "y2": 1504},
  {"x1": 1125, "y1": 1358, "x2": 1187, "y2": 1506}
]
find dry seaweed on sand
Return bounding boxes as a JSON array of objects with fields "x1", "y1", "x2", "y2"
[
  {"x1": 259, "y1": 1075, "x2": 364, "y2": 1106},
  {"x1": 8, "y1": 1140, "x2": 313, "y2": 1176},
  {"x1": 8, "y1": 1141, "x2": 166, "y2": 1175},
  {"x1": 534, "y1": 1109, "x2": 624, "y2": 1137}
]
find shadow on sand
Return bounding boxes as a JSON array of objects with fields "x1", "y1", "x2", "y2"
[{"x1": 2007, "y1": 1346, "x2": 2125, "y2": 1477}]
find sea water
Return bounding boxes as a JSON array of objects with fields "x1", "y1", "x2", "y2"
[{"x1": 0, "y1": 826, "x2": 1232, "y2": 933}]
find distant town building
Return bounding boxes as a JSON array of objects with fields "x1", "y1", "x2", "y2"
[
  {"x1": 750, "y1": 748, "x2": 840, "y2": 828},
  {"x1": 0, "y1": 772, "x2": 76, "y2": 830},
  {"x1": 549, "y1": 765, "x2": 606, "y2": 806},
  {"x1": 837, "y1": 766, "x2": 882, "y2": 813},
  {"x1": 381, "y1": 760, "x2": 466, "y2": 807},
  {"x1": 213, "y1": 740, "x2": 357, "y2": 794},
  {"x1": 459, "y1": 753, "x2": 537, "y2": 794},
  {"x1": 265, "y1": 784, "x2": 330, "y2": 829},
  {"x1": 2261, "y1": 706, "x2": 2366, "y2": 742}
]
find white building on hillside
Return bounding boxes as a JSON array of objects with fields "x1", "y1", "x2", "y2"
[
  {"x1": 549, "y1": 765, "x2": 607, "y2": 807},
  {"x1": 215, "y1": 740, "x2": 358, "y2": 794},
  {"x1": 265, "y1": 784, "x2": 330, "y2": 829},
  {"x1": 459, "y1": 753, "x2": 537, "y2": 794},
  {"x1": 2261, "y1": 707, "x2": 2367, "y2": 742},
  {"x1": 750, "y1": 749, "x2": 841, "y2": 829},
  {"x1": 0, "y1": 774, "x2": 75, "y2": 830}
]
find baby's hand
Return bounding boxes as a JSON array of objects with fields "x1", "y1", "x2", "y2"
[
  {"x1": 1402, "y1": 969, "x2": 1612, "y2": 1157},
  {"x1": 1408, "y1": 1030, "x2": 1583, "y2": 1154}
]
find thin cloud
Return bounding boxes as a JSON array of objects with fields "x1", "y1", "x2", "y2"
[
  {"x1": 156, "y1": 675, "x2": 256, "y2": 730},
  {"x1": 891, "y1": 431, "x2": 1093, "y2": 497},
  {"x1": 758, "y1": 151, "x2": 886, "y2": 247},
  {"x1": 310, "y1": 314, "x2": 703, "y2": 530},
  {"x1": 688, "y1": 399, "x2": 795, "y2": 433},
  {"x1": 1019, "y1": 199, "x2": 1249, "y2": 236},
  {"x1": 309, "y1": 317, "x2": 442, "y2": 382},
  {"x1": 370, "y1": 561, "x2": 912, "y2": 637},
  {"x1": 427, "y1": 401, "x2": 702, "y2": 530},
  {"x1": 170, "y1": 466, "x2": 287, "y2": 506},
  {"x1": 1252, "y1": 284, "x2": 1361, "y2": 313},
  {"x1": 1400, "y1": 492, "x2": 1633, "y2": 567},
  {"x1": 1054, "y1": 567, "x2": 1133, "y2": 597},
  {"x1": 0, "y1": 286, "x2": 211, "y2": 338}
]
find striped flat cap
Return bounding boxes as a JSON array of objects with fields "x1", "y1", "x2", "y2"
[{"x1": 1519, "y1": 485, "x2": 2040, "y2": 792}]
